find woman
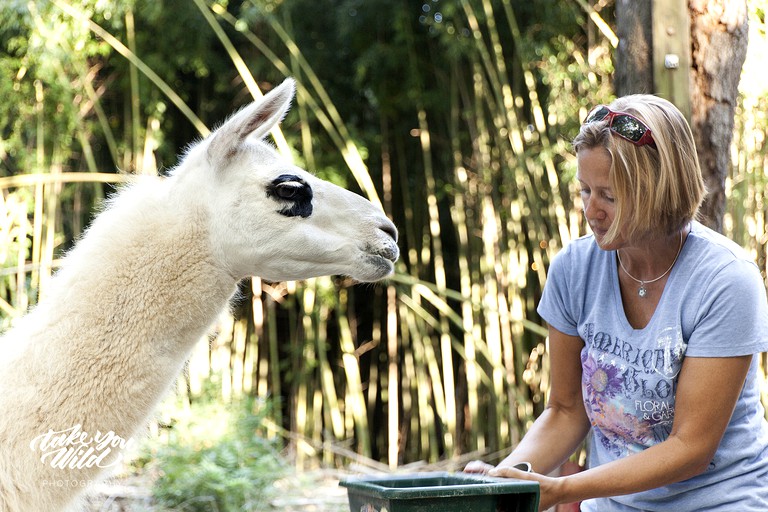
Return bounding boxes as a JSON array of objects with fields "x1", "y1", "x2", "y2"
[{"x1": 465, "y1": 95, "x2": 768, "y2": 511}]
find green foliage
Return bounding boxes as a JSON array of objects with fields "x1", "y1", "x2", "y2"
[{"x1": 144, "y1": 398, "x2": 286, "y2": 512}]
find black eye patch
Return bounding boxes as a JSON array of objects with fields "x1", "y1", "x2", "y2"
[{"x1": 266, "y1": 174, "x2": 313, "y2": 218}]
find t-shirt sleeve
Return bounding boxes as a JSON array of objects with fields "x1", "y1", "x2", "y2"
[
  {"x1": 537, "y1": 244, "x2": 580, "y2": 337},
  {"x1": 686, "y1": 258, "x2": 768, "y2": 357}
]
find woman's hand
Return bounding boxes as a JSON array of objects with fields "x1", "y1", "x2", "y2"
[
  {"x1": 466, "y1": 461, "x2": 565, "y2": 511},
  {"x1": 463, "y1": 460, "x2": 495, "y2": 475},
  {"x1": 489, "y1": 466, "x2": 564, "y2": 512}
]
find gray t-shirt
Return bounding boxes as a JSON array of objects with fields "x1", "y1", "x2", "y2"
[{"x1": 538, "y1": 221, "x2": 768, "y2": 511}]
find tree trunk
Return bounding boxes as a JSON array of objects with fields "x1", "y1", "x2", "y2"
[
  {"x1": 689, "y1": 0, "x2": 749, "y2": 232},
  {"x1": 615, "y1": 0, "x2": 654, "y2": 96},
  {"x1": 613, "y1": 1, "x2": 748, "y2": 232}
]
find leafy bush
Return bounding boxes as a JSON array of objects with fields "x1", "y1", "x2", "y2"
[{"x1": 146, "y1": 398, "x2": 286, "y2": 512}]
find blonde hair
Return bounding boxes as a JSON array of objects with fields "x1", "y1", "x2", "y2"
[{"x1": 573, "y1": 95, "x2": 705, "y2": 244}]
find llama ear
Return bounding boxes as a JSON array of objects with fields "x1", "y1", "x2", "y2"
[{"x1": 207, "y1": 77, "x2": 296, "y2": 166}]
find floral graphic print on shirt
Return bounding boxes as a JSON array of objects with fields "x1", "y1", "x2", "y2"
[{"x1": 581, "y1": 323, "x2": 687, "y2": 458}]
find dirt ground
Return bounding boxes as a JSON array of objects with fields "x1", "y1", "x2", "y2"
[
  {"x1": 82, "y1": 454, "x2": 488, "y2": 511},
  {"x1": 84, "y1": 468, "x2": 351, "y2": 512}
]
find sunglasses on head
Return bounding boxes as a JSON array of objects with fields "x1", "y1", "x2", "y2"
[{"x1": 583, "y1": 105, "x2": 657, "y2": 150}]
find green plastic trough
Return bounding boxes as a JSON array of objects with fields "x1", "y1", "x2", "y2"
[{"x1": 340, "y1": 471, "x2": 540, "y2": 512}]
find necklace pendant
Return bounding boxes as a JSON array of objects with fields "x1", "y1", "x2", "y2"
[{"x1": 638, "y1": 284, "x2": 648, "y2": 298}]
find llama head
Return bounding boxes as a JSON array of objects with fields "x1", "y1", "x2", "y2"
[{"x1": 182, "y1": 78, "x2": 398, "y2": 282}]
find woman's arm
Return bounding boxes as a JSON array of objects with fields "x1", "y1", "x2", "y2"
[
  {"x1": 465, "y1": 325, "x2": 591, "y2": 475},
  {"x1": 492, "y1": 354, "x2": 753, "y2": 510}
]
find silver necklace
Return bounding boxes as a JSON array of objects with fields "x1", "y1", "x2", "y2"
[{"x1": 616, "y1": 231, "x2": 684, "y2": 298}]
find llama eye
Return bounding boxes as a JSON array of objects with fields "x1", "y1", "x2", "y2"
[
  {"x1": 266, "y1": 174, "x2": 313, "y2": 218},
  {"x1": 275, "y1": 183, "x2": 301, "y2": 199}
]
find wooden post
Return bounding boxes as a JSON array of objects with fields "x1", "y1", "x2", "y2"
[{"x1": 652, "y1": 0, "x2": 692, "y2": 121}]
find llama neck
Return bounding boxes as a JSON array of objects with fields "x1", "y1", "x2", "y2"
[
  {"x1": 0, "y1": 179, "x2": 241, "y2": 511},
  {"x1": 8, "y1": 180, "x2": 239, "y2": 435},
  {"x1": 46, "y1": 187, "x2": 237, "y2": 350}
]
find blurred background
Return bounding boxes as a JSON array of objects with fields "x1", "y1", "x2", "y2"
[{"x1": 1, "y1": 1, "x2": 767, "y2": 510}]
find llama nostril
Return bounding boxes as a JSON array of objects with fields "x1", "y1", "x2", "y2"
[{"x1": 379, "y1": 222, "x2": 398, "y2": 243}]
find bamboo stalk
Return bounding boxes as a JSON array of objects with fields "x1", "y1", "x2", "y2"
[
  {"x1": 481, "y1": 194, "x2": 504, "y2": 450},
  {"x1": 398, "y1": 302, "x2": 418, "y2": 461},
  {"x1": 294, "y1": 281, "x2": 317, "y2": 467},
  {"x1": 266, "y1": 296, "x2": 282, "y2": 434},
  {"x1": 338, "y1": 289, "x2": 371, "y2": 457},
  {"x1": 453, "y1": 165, "x2": 481, "y2": 451},
  {"x1": 28, "y1": 79, "x2": 45, "y2": 308},
  {"x1": 411, "y1": 323, "x2": 439, "y2": 461},
  {"x1": 39, "y1": 159, "x2": 62, "y2": 300},
  {"x1": 232, "y1": 317, "x2": 248, "y2": 396},
  {"x1": 125, "y1": 9, "x2": 141, "y2": 173},
  {"x1": 0, "y1": 173, "x2": 134, "y2": 190},
  {"x1": 386, "y1": 284, "x2": 399, "y2": 469},
  {"x1": 14, "y1": 200, "x2": 28, "y2": 314}
]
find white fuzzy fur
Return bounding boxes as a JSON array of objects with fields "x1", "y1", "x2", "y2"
[{"x1": 0, "y1": 78, "x2": 398, "y2": 511}]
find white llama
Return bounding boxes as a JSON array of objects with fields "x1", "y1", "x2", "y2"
[{"x1": 0, "y1": 78, "x2": 399, "y2": 512}]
